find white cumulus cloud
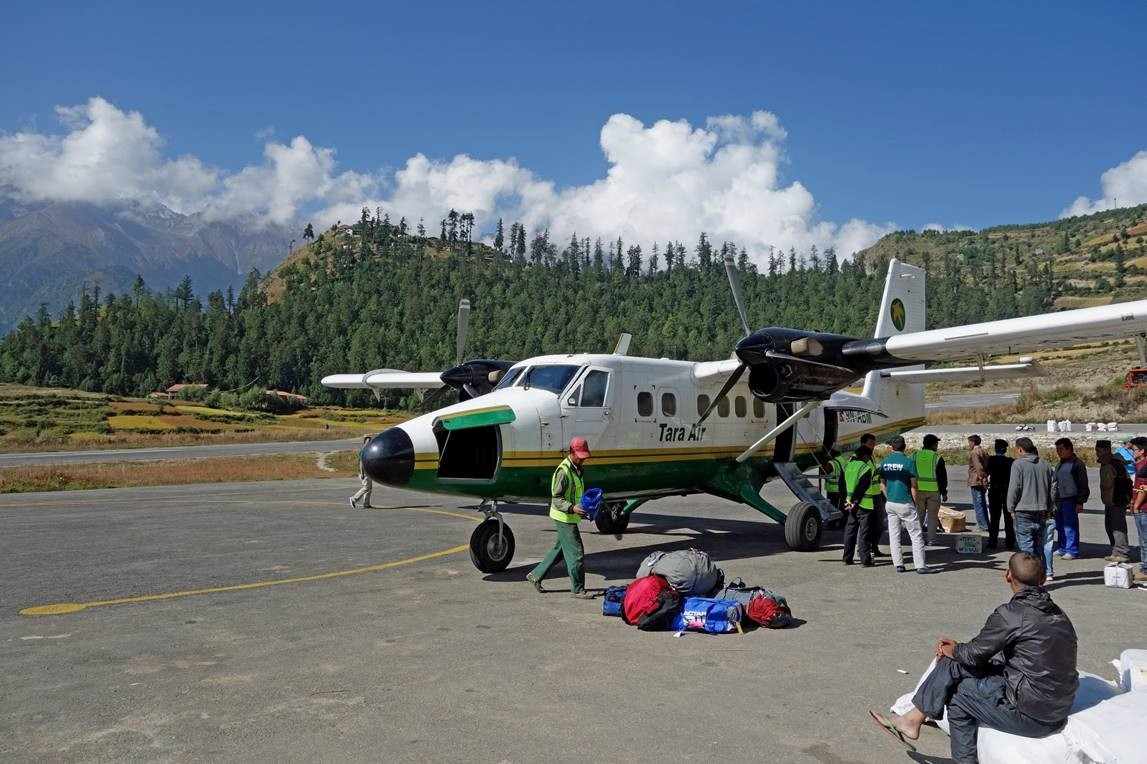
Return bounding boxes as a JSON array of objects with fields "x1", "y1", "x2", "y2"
[
  {"x1": 1062, "y1": 149, "x2": 1147, "y2": 217},
  {"x1": 1, "y1": 98, "x2": 895, "y2": 258}
]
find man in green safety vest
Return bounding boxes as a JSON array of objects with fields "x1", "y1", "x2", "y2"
[
  {"x1": 823, "y1": 442, "x2": 848, "y2": 512},
  {"x1": 527, "y1": 436, "x2": 595, "y2": 598},
  {"x1": 914, "y1": 433, "x2": 949, "y2": 544},
  {"x1": 843, "y1": 445, "x2": 882, "y2": 566}
]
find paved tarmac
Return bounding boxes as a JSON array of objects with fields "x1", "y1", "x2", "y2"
[
  {"x1": 0, "y1": 438, "x2": 359, "y2": 467},
  {"x1": 2, "y1": 472, "x2": 1143, "y2": 762}
]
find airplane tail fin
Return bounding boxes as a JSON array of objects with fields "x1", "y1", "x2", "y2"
[{"x1": 859, "y1": 259, "x2": 925, "y2": 427}]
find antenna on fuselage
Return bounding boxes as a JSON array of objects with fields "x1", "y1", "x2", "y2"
[{"x1": 613, "y1": 333, "x2": 632, "y2": 355}]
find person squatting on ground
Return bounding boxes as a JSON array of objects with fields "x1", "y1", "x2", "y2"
[
  {"x1": 1095, "y1": 439, "x2": 1132, "y2": 563},
  {"x1": 842, "y1": 445, "x2": 880, "y2": 567},
  {"x1": 986, "y1": 439, "x2": 1015, "y2": 550},
  {"x1": 879, "y1": 436, "x2": 935, "y2": 574},
  {"x1": 527, "y1": 436, "x2": 595, "y2": 598},
  {"x1": 1053, "y1": 438, "x2": 1089, "y2": 560},
  {"x1": 914, "y1": 434, "x2": 948, "y2": 543},
  {"x1": 349, "y1": 434, "x2": 373, "y2": 508},
  {"x1": 871, "y1": 552, "x2": 1078, "y2": 763},
  {"x1": 1128, "y1": 437, "x2": 1147, "y2": 583},
  {"x1": 968, "y1": 435, "x2": 990, "y2": 535},
  {"x1": 1008, "y1": 437, "x2": 1058, "y2": 581},
  {"x1": 860, "y1": 433, "x2": 886, "y2": 557}
]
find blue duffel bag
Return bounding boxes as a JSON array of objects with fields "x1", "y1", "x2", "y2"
[
  {"x1": 602, "y1": 585, "x2": 628, "y2": 617},
  {"x1": 669, "y1": 597, "x2": 743, "y2": 634}
]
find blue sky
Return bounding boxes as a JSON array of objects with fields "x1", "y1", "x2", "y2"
[{"x1": 3, "y1": 1, "x2": 1146, "y2": 255}]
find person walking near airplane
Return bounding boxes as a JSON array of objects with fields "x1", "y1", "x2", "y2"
[
  {"x1": 879, "y1": 436, "x2": 935, "y2": 574},
  {"x1": 1053, "y1": 438, "x2": 1089, "y2": 560},
  {"x1": 843, "y1": 445, "x2": 880, "y2": 567},
  {"x1": 914, "y1": 434, "x2": 948, "y2": 544},
  {"x1": 527, "y1": 436, "x2": 594, "y2": 598},
  {"x1": 861, "y1": 433, "x2": 886, "y2": 557},
  {"x1": 1008, "y1": 437, "x2": 1058, "y2": 581},
  {"x1": 349, "y1": 434, "x2": 374, "y2": 508},
  {"x1": 1096, "y1": 439, "x2": 1132, "y2": 563},
  {"x1": 967, "y1": 435, "x2": 990, "y2": 536},
  {"x1": 987, "y1": 439, "x2": 1016, "y2": 550}
]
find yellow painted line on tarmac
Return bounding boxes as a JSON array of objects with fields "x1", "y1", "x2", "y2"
[{"x1": 20, "y1": 506, "x2": 481, "y2": 617}]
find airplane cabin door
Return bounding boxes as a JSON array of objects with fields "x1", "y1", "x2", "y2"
[{"x1": 560, "y1": 366, "x2": 614, "y2": 451}]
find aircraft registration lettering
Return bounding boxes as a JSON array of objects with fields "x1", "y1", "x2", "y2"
[
  {"x1": 838, "y1": 411, "x2": 872, "y2": 424},
  {"x1": 658, "y1": 423, "x2": 706, "y2": 442}
]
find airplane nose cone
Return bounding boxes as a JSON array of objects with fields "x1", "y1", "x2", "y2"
[
  {"x1": 735, "y1": 331, "x2": 771, "y2": 366},
  {"x1": 362, "y1": 427, "x2": 415, "y2": 487}
]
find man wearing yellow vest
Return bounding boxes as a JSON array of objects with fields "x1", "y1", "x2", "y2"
[
  {"x1": 843, "y1": 445, "x2": 882, "y2": 566},
  {"x1": 527, "y1": 436, "x2": 595, "y2": 598},
  {"x1": 915, "y1": 434, "x2": 949, "y2": 544},
  {"x1": 822, "y1": 442, "x2": 848, "y2": 513}
]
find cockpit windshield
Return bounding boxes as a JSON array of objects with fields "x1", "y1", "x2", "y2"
[
  {"x1": 521, "y1": 364, "x2": 581, "y2": 394},
  {"x1": 493, "y1": 366, "x2": 524, "y2": 390}
]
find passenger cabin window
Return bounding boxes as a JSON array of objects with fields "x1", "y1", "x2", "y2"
[
  {"x1": 661, "y1": 392, "x2": 676, "y2": 417},
  {"x1": 637, "y1": 391, "x2": 654, "y2": 417},
  {"x1": 734, "y1": 395, "x2": 747, "y2": 418},
  {"x1": 522, "y1": 364, "x2": 580, "y2": 394},
  {"x1": 581, "y1": 370, "x2": 608, "y2": 407},
  {"x1": 753, "y1": 397, "x2": 765, "y2": 418},
  {"x1": 717, "y1": 396, "x2": 730, "y2": 418},
  {"x1": 697, "y1": 394, "x2": 711, "y2": 416}
]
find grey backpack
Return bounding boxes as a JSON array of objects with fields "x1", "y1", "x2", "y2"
[{"x1": 635, "y1": 548, "x2": 723, "y2": 596}]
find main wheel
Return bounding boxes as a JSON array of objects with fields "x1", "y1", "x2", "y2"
[
  {"x1": 784, "y1": 501, "x2": 822, "y2": 551},
  {"x1": 595, "y1": 502, "x2": 631, "y2": 535},
  {"x1": 469, "y1": 518, "x2": 516, "y2": 572}
]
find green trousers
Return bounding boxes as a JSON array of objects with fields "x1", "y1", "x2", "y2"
[{"x1": 530, "y1": 520, "x2": 585, "y2": 593}]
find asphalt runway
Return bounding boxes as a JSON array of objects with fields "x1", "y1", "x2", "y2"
[
  {"x1": 2, "y1": 475, "x2": 1144, "y2": 762},
  {"x1": 0, "y1": 438, "x2": 359, "y2": 467}
]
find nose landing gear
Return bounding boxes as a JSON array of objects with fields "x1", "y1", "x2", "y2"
[{"x1": 469, "y1": 500, "x2": 516, "y2": 572}]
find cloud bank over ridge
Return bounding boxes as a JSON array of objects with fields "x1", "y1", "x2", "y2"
[
  {"x1": 0, "y1": 97, "x2": 898, "y2": 259},
  {"x1": 1062, "y1": 149, "x2": 1147, "y2": 218}
]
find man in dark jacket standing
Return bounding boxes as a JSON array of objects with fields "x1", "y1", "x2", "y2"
[
  {"x1": 873, "y1": 552, "x2": 1078, "y2": 762},
  {"x1": 986, "y1": 439, "x2": 1015, "y2": 550},
  {"x1": 1008, "y1": 437, "x2": 1058, "y2": 580},
  {"x1": 1053, "y1": 438, "x2": 1089, "y2": 560}
]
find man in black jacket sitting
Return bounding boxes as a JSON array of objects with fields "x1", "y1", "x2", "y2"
[{"x1": 871, "y1": 551, "x2": 1078, "y2": 763}]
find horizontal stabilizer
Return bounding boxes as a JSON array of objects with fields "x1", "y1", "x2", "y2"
[{"x1": 879, "y1": 359, "x2": 1045, "y2": 384}]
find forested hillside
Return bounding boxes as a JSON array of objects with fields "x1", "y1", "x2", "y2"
[
  {"x1": 0, "y1": 205, "x2": 1118, "y2": 407},
  {"x1": 859, "y1": 204, "x2": 1147, "y2": 312}
]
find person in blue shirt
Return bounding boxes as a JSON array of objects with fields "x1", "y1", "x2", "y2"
[
  {"x1": 1115, "y1": 438, "x2": 1136, "y2": 480},
  {"x1": 879, "y1": 436, "x2": 936, "y2": 574}
]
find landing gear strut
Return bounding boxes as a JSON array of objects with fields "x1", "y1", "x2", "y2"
[{"x1": 469, "y1": 500, "x2": 515, "y2": 572}]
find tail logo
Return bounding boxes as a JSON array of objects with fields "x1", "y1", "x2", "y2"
[{"x1": 890, "y1": 298, "x2": 906, "y2": 332}]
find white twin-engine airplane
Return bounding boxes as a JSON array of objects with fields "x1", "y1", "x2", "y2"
[{"x1": 323, "y1": 257, "x2": 1147, "y2": 573}]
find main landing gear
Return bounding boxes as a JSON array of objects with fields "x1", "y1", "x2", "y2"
[{"x1": 469, "y1": 500, "x2": 515, "y2": 573}]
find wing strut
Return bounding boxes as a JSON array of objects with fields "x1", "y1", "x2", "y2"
[{"x1": 736, "y1": 399, "x2": 819, "y2": 463}]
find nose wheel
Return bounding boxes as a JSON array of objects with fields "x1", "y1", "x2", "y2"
[{"x1": 469, "y1": 502, "x2": 516, "y2": 573}]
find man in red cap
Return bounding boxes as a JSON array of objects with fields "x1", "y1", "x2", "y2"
[{"x1": 527, "y1": 436, "x2": 594, "y2": 598}]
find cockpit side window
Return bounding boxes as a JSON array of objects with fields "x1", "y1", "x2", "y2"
[
  {"x1": 522, "y1": 364, "x2": 581, "y2": 394},
  {"x1": 580, "y1": 370, "x2": 609, "y2": 407}
]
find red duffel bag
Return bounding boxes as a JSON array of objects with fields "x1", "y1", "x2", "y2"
[{"x1": 623, "y1": 575, "x2": 671, "y2": 624}]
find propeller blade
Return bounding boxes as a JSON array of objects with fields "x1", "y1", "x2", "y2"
[
  {"x1": 723, "y1": 253, "x2": 752, "y2": 339},
  {"x1": 697, "y1": 362, "x2": 746, "y2": 424},
  {"x1": 455, "y1": 298, "x2": 471, "y2": 366}
]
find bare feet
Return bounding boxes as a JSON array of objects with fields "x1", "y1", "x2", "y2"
[{"x1": 890, "y1": 709, "x2": 924, "y2": 741}]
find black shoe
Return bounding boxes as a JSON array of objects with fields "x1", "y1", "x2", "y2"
[
  {"x1": 843, "y1": 559, "x2": 854, "y2": 565},
  {"x1": 871, "y1": 549, "x2": 886, "y2": 557},
  {"x1": 986, "y1": 542, "x2": 998, "y2": 550},
  {"x1": 861, "y1": 558, "x2": 875, "y2": 567}
]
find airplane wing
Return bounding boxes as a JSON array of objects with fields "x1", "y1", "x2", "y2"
[
  {"x1": 691, "y1": 358, "x2": 742, "y2": 381},
  {"x1": 871, "y1": 300, "x2": 1147, "y2": 363},
  {"x1": 879, "y1": 358, "x2": 1046, "y2": 384},
  {"x1": 320, "y1": 369, "x2": 444, "y2": 390}
]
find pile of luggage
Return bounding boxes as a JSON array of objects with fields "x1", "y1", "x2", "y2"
[{"x1": 601, "y1": 548, "x2": 793, "y2": 633}]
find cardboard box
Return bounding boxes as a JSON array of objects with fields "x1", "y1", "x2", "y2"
[
  {"x1": 939, "y1": 506, "x2": 967, "y2": 534},
  {"x1": 955, "y1": 533, "x2": 982, "y2": 554},
  {"x1": 1105, "y1": 563, "x2": 1133, "y2": 589}
]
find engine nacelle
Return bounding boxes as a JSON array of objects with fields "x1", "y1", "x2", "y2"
[{"x1": 747, "y1": 358, "x2": 859, "y2": 402}]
